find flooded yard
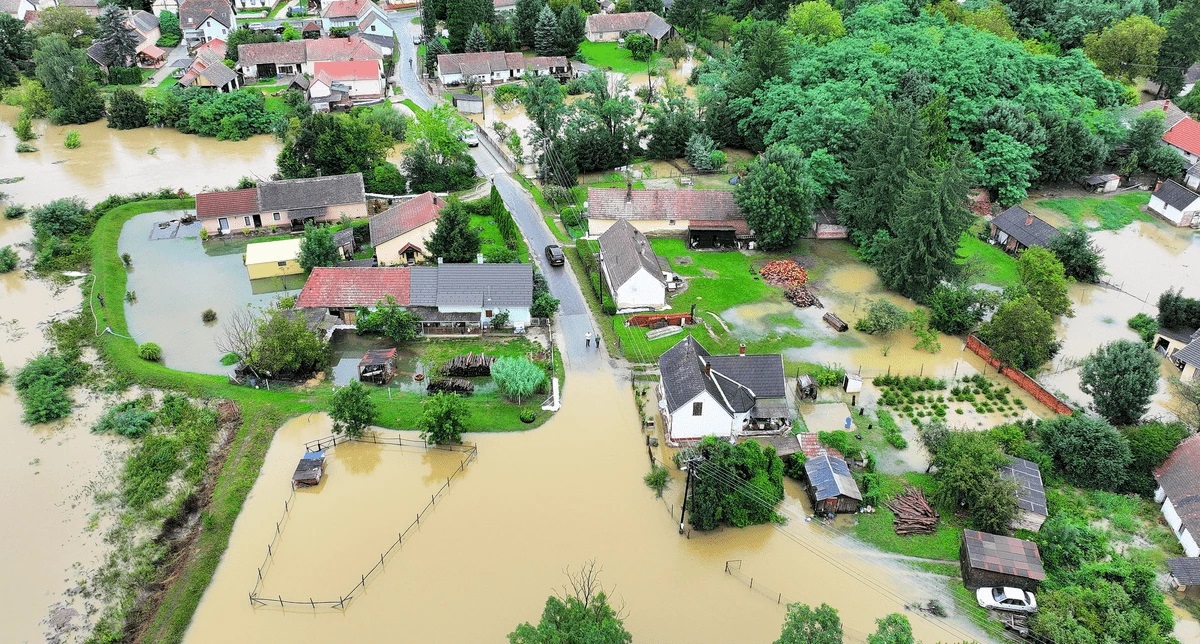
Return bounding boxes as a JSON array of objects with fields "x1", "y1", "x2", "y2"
[
  {"x1": 119, "y1": 211, "x2": 291, "y2": 374},
  {"x1": 186, "y1": 370, "x2": 990, "y2": 643}
]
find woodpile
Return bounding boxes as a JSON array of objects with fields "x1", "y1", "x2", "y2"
[
  {"x1": 442, "y1": 353, "x2": 495, "y2": 377},
  {"x1": 785, "y1": 285, "x2": 822, "y2": 308},
  {"x1": 760, "y1": 260, "x2": 809, "y2": 287},
  {"x1": 426, "y1": 378, "x2": 475, "y2": 394},
  {"x1": 886, "y1": 487, "x2": 939, "y2": 535}
]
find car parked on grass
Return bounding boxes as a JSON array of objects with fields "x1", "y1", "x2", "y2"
[
  {"x1": 976, "y1": 587, "x2": 1037, "y2": 614},
  {"x1": 544, "y1": 245, "x2": 565, "y2": 266}
]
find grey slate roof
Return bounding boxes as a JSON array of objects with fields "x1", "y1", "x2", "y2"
[
  {"x1": 804, "y1": 454, "x2": 862, "y2": 502},
  {"x1": 598, "y1": 219, "x2": 664, "y2": 291},
  {"x1": 128, "y1": 9, "x2": 158, "y2": 33},
  {"x1": 1188, "y1": 162, "x2": 1200, "y2": 180},
  {"x1": 434, "y1": 263, "x2": 533, "y2": 309},
  {"x1": 1167, "y1": 557, "x2": 1200, "y2": 585},
  {"x1": 1176, "y1": 337, "x2": 1200, "y2": 368},
  {"x1": 1153, "y1": 180, "x2": 1200, "y2": 211},
  {"x1": 1000, "y1": 457, "x2": 1048, "y2": 518},
  {"x1": 409, "y1": 266, "x2": 438, "y2": 306},
  {"x1": 657, "y1": 336, "x2": 786, "y2": 416},
  {"x1": 992, "y1": 205, "x2": 1059, "y2": 248},
  {"x1": 258, "y1": 173, "x2": 365, "y2": 212},
  {"x1": 1126, "y1": 100, "x2": 1190, "y2": 131}
]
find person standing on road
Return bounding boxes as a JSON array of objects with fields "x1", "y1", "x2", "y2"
[{"x1": 586, "y1": 331, "x2": 592, "y2": 347}]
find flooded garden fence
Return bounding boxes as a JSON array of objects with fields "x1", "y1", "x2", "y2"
[
  {"x1": 964, "y1": 335, "x2": 1074, "y2": 415},
  {"x1": 248, "y1": 433, "x2": 478, "y2": 611}
]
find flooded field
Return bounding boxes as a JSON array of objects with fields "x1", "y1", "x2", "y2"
[
  {"x1": 0, "y1": 106, "x2": 280, "y2": 205},
  {"x1": 119, "y1": 211, "x2": 290, "y2": 374},
  {"x1": 187, "y1": 370, "x2": 990, "y2": 643}
]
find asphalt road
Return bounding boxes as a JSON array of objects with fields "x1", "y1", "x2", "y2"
[{"x1": 385, "y1": 10, "x2": 604, "y2": 372}]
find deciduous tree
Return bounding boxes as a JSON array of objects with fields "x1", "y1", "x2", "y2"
[
  {"x1": 624, "y1": 32, "x2": 653, "y2": 61},
  {"x1": 418, "y1": 392, "x2": 469, "y2": 444},
  {"x1": 1084, "y1": 15, "x2": 1167, "y2": 82},
  {"x1": 1151, "y1": 0, "x2": 1200, "y2": 97},
  {"x1": 329, "y1": 380, "x2": 376, "y2": 439},
  {"x1": 278, "y1": 112, "x2": 393, "y2": 179},
  {"x1": 31, "y1": 6, "x2": 96, "y2": 48},
  {"x1": 734, "y1": 145, "x2": 828, "y2": 251},
  {"x1": 776, "y1": 602, "x2": 843, "y2": 644},
  {"x1": 355, "y1": 296, "x2": 422, "y2": 342},
  {"x1": 106, "y1": 87, "x2": 149, "y2": 130},
  {"x1": 426, "y1": 198, "x2": 481, "y2": 262},
  {"x1": 297, "y1": 222, "x2": 340, "y2": 272},
  {"x1": 1079, "y1": 340, "x2": 1160, "y2": 426},
  {"x1": 854, "y1": 300, "x2": 908, "y2": 335},
  {"x1": 1039, "y1": 414, "x2": 1132, "y2": 491},
  {"x1": 508, "y1": 561, "x2": 631, "y2": 644},
  {"x1": 660, "y1": 36, "x2": 688, "y2": 68},
  {"x1": 867, "y1": 613, "x2": 914, "y2": 644},
  {"x1": 1047, "y1": 227, "x2": 1104, "y2": 283},
  {"x1": 1018, "y1": 246, "x2": 1073, "y2": 318},
  {"x1": 784, "y1": 1, "x2": 845, "y2": 45},
  {"x1": 931, "y1": 431, "x2": 1018, "y2": 533},
  {"x1": 978, "y1": 295, "x2": 1060, "y2": 371},
  {"x1": 689, "y1": 436, "x2": 784, "y2": 530},
  {"x1": 33, "y1": 35, "x2": 104, "y2": 125}
]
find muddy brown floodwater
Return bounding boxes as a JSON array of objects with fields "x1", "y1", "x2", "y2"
[{"x1": 187, "y1": 370, "x2": 990, "y2": 643}]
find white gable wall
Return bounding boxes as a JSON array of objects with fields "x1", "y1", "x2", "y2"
[
  {"x1": 1161, "y1": 495, "x2": 1200, "y2": 557},
  {"x1": 666, "y1": 390, "x2": 735, "y2": 443},
  {"x1": 611, "y1": 267, "x2": 665, "y2": 311},
  {"x1": 1149, "y1": 195, "x2": 1200, "y2": 227},
  {"x1": 198, "y1": 15, "x2": 231, "y2": 43}
]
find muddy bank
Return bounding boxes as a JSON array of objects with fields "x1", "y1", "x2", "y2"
[{"x1": 186, "y1": 371, "x2": 989, "y2": 643}]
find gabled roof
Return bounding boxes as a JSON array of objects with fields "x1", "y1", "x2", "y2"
[
  {"x1": 437, "y1": 51, "x2": 525, "y2": 76},
  {"x1": 1126, "y1": 100, "x2": 1189, "y2": 131},
  {"x1": 127, "y1": 9, "x2": 157, "y2": 34},
  {"x1": 313, "y1": 59, "x2": 380, "y2": 82},
  {"x1": 179, "y1": 0, "x2": 233, "y2": 30},
  {"x1": 526, "y1": 55, "x2": 568, "y2": 71},
  {"x1": 1188, "y1": 162, "x2": 1200, "y2": 180},
  {"x1": 1174, "y1": 336, "x2": 1200, "y2": 368},
  {"x1": 1153, "y1": 180, "x2": 1200, "y2": 211},
  {"x1": 804, "y1": 453, "x2": 863, "y2": 502},
  {"x1": 433, "y1": 263, "x2": 533, "y2": 309},
  {"x1": 991, "y1": 205, "x2": 1059, "y2": 248},
  {"x1": 195, "y1": 187, "x2": 260, "y2": 219},
  {"x1": 1167, "y1": 557, "x2": 1200, "y2": 586},
  {"x1": 194, "y1": 37, "x2": 226, "y2": 59},
  {"x1": 322, "y1": 0, "x2": 366, "y2": 18},
  {"x1": 598, "y1": 219, "x2": 664, "y2": 290},
  {"x1": 188, "y1": 50, "x2": 238, "y2": 87},
  {"x1": 1163, "y1": 116, "x2": 1200, "y2": 158},
  {"x1": 258, "y1": 173, "x2": 365, "y2": 213},
  {"x1": 585, "y1": 11, "x2": 673, "y2": 40},
  {"x1": 961, "y1": 530, "x2": 1046, "y2": 581},
  {"x1": 587, "y1": 188, "x2": 740, "y2": 221},
  {"x1": 999, "y1": 457, "x2": 1048, "y2": 518},
  {"x1": 369, "y1": 192, "x2": 445, "y2": 246},
  {"x1": 296, "y1": 267, "x2": 412, "y2": 308},
  {"x1": 238, "y1": 40, "x2": 307, "y2": 68},
  {"x1": 657, "y1": 336, "x2": 786, "y2": 415},
  {"x1": 305, "y1": 36, "x2": 383, "y2": 62}
]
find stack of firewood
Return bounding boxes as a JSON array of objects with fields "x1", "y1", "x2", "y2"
[
  {"x1": 427, "y1": 378, "x2": 475, "y2": 394},
  {"x1": 760, "y1": 260, "x2": 808, "y2": 287},
  {"x1": 785, "y1": 285, "x2": 822, "y2": 308},
  {"x1": 887, "y1": 487, "x2": 939, "y2": 535},
  {"x1": 442, "y1": 353, "x2": 496, "y2": 377}
]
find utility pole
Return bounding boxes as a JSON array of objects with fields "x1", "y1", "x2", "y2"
[{"x1": 678, "y1": 452, "x2": 703, "y2": 534}]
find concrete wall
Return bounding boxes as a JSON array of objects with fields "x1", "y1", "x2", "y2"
[
  {"x1": 1012, "y1": 509, "x2": 1047, "y2": 533},
  {"x1": 610, "y1": 267, "x2": 665, "y2": 311},
  {"x1": 586, "y1": 30, "x2": 623, "y2": 43},
  {"x1": 201, "y1": 202, "x2": 368, "y2": 236},
  {"x1": 374, "y1": 222, "x2": 437, "y2": 266},
  {"x1": 587, "y1": 218, "x2": 687, "y2": 236},
  {"x1": 246, "y1": 258, "x2": 302, "y2": 280},
  {"x1": 1188, "y1": 175, "x2": 1199, "y2": 191},
  {"x1": 667, "y1": 391, "x2": 734, "y2": 443}
]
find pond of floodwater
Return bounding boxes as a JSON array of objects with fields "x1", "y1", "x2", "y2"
[
  {"x1": 186, "y1": 370, "x2": 991, "y2": 643},
  {"x1": 0, "y1": 105, "x2": 281, "y2": 205},
  {"x1": 119, "y1": 211, "x2": 291, "y2": 374}
]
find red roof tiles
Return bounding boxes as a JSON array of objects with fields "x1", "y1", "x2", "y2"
[
  {"x1": 305, "y1": 36, "x2": 383, "y2": 62},
  {"x1": 296, "y1": 267, "x2": 412, "y2": 309},
  {"x1": 322, "y1": 0, "x2": 366, "y2": 18},
  {"x1": 369, "y1": 192, "x2": 445, "y2": 246},
  {"x1": 195, "y1": 188, "x2": 259, "y2": 219},
  {"x1": 313, "y1": 59, "x2": 380, "y2": 81},
  {"x1": 1164, "y1": 116, "x2": 1200, "y2": 158},
  {"x1": 587, "y1": 188, "x2": 741, "y2": 221}
]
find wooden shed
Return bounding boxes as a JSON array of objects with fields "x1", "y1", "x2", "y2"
[
  {"x1": 292, "y1": 450, "x2": 326, "y2": 487},
  {"x1": 358, "y1": 348, "x2": 396, "y2": 384},
  {"x1": 960, "y1": 530, "x2": 1046, "y2": 594},
  {"x1": 804, "y1": 453, "x2": 862, "y2": 516},
  {"x1": 795, "y1": 374, "x2": 817, "y2": 400},
  {"x1": 999, "y1": 457, "x2": 1048, "y2": 532}
]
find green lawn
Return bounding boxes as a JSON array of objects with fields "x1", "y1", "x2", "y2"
[
  {"x1": 471, "y1": 212, "x2": 530, "y2": 261},
  {"x1": 267, "y1": 0, "x2": 289, "y2": 18},
  {"x1": 400, "y1": 98, "x2": 426, "y2": 115},
  {"x1": 852, "y1": 472, "x2": 965, "y2": 561},
  {"x1": 957, "y1": 230, "x2": 1020, "y2": 289},
  {"x1": 578, "y1": 41, "x2": 657, "y2": 75},
  {"x1": 1038, "y1": 192, "x2": 1153, "y2": 230}
]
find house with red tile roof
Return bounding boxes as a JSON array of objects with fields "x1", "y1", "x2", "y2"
[
  {"x1": 436, "y1": 51, "x2": 527, "y2": 86},
  {"x1": 310, "y1": 59, "x2": 384, "y2": 107},
  {"x1": 195, "y1": 174, "x2": 367, "y2": 236},
  {"x1": 321, "y1": 0, "x2": 395, "y2": 43},
  {"x1": 238, "y1": 36, "x2": 384, "y2": 81},
  {"x1": 1164, "y1": 115, "x2": 1200, "y2": 166},
  {"x1": 1156, "y1": 434, "x2": 1200, "y2": 557},
  {"x1": 586, "y1": 187, "x2": 753, "y2": 248},
  {"x1": 369, "y1": 193, "x2": 448, "y2": 266}
]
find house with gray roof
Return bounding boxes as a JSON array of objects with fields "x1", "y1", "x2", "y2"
[
  {"x1": 1000, "y1": 457, "x2": 1048, "y2": 532},
  {"x1": 1156, "y1": 434, "x2": 1200, "y2": 557},
  {"x1": 804, "y1": 453, "x2": 862, "y2": 515},
  {"x1": 1186, "y1": 162, "x2": 1200, "y2": 192},
  {"x1": 1149, "y1": 179, "x2": 1200, "y2": 227},
  {"x1": 598, "y1": 219, "x2": 666, "y2": 312},
  {"x1": 988, "y1": 205, "x2": 1059, "y2": 252},
  {"x1": 195, "y1": 173, "x2": 366, "y2": 236},
  {"x1": 1162, "y1": 328, "x2": 1200, "y2": 382},
  {"x1": 657, "y1": 336, "x2": 790, "y2": 444}
]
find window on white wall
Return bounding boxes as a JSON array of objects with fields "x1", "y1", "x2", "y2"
[{"x1": 692, "y1": 402, "x2": 702, "y2": 416}]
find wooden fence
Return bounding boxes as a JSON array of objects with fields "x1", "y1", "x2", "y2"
[
  {"x1": 965, "y1": 335, "x2": 1074, "y2": 415},
  {"x1": 248, "y1": 433, "x2": 478, "y2": 610}
]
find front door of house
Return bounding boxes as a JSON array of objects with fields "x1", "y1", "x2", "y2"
[
  {"x1": 218, "y1": 217, "x2": 229, "y2": 233},
  {"x1": 253, "y1": 214, "x2": 262, "y2": 228}
]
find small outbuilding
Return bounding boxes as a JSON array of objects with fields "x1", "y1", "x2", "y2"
[
  {"x1": 960, "y1": 530, "x2": 1046, "y2": 594},
  {"x1": 795, "y1": 374, "x2": 817, "y2": 400},
  {"x1": 452, "y1": 93, "x2": 483, "y2": 114},
  {"x1": 1167, "y1": 558, "x2": 1200, "y2": 596},
  {"x1": 1000, "y1": 457, "x2": 1048, "y2": 532},
  {"x1": 358, "y1": 348, "x2": 396, "y2": 384},
  {"x1": 1081, "y1": 173, "x2": 1120, "y2": 193},
  {"x1": 989, "y1": 205, "x2": 1059, "y2": 253},
  {"x1": 244, "y1": 238, "x2": 303, "y2": 279},
  {"x1": 804, "y1": 453, "x2": 863, "y2": 516},
  {"x1": 292, "y1": 450, "x2": 326, "y2": 487}
]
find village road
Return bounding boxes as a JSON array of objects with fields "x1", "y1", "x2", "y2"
[{"x1": 388, "y1": 10, "x2": 435, "y2": 111}]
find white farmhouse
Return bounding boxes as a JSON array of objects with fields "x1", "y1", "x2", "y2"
[
  {"x1": 657, "y1": 337, "x2": 790, "y2": 445},
  {"x1": 179, "y1": 0, "x2": 235, "y2": 48},
  {"x1": 598, "y1": 219, "x2": 666, "y2": 312},
  {"x1": 437, "y1": 51, "x2": 526, "y2": 86},
  {"x1": 1148, "y1": 179, "x2": 1200, "y2": 228},
  {"x1": 1155, "y1": 435, "x2": 1200, "y2": 557}
]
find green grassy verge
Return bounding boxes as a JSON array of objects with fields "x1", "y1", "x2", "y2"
[
  {"x1": 400, "y1": 98, "x2": 425, "y2": 115},
  {"x1": 578, "y1": 41, "x2": 658, "y2": 75},
  {"x1": 1038, "y1": 192, "x2": 1153, "y2": 230},
  {"x1": 267, "y1": 0, "x2": 289, "y2": 18},
  {"x1": 957, "y1": 230, "x2": 1020, "y2": 289},
  {"x1": 852, "y1": 472, "x2": 964, "y2": 561}
]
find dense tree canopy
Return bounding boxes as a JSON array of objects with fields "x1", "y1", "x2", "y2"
[
  {"x1": 734, "y1": 145, "x2": 831, "y2": 250},
  {"x1": 930, "y1": 430, "x2": 1018, "y2": 534},
  {"x1": 1018, "y1": 246, "x2": 1074, "y2": 318},
  {"x1": 1039, "y1": 415, "x2": 1132, "y2": 491},
  {"x1": 978, "y1": 295, "x2": 1061, "y2": 371},
  {"x1": 33, "y1": 35, "x2": 105, "y2": 125},
  {"x1": 1079, "y1": 340, "x2": 1160, "y2": 426},
  {"x1": 1048, "y1": 227, "x2": 1105, "y2": 283},
  {"x1": 1083, "y1": 14, "x2": 1167, "y2": 82},
  {"x1": 402, "y1": 105, "x2": 477, "y2": 193},
  {"x1": 689, "y1": 436, "x2": 784, "y2": 531},
  {"x1": 31, "y1": 6, "x2": 96, "y2": 49},
  {"x1": 278, "y1": 112, "x2": 394, "y2": 179},
  {"x1": 776, "y1": 602, "x2": 843, "y2": 644},
  {"x1": 426, "y1": 199, "x2": 482, "y2": 263}
]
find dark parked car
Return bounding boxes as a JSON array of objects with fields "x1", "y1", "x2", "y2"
[{"x1": 544, "y1": 244, "x2": 565, "y2": 266}]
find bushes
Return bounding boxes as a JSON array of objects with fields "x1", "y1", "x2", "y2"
[
  {"x1": 4, "y1": 204, "x2": 28, "y2": 219},
  {"x1": 201, "y1": 309, "x2": 217, "y2": 323},
  {"x1": 13, "y1": 352, "x2": 85, "y2": 424},
  {"x1": 148, "y1": 88, "x2": 277, "y2": 141},
  {"x1": 644, "y1": 464, "x2": 670, "y2": 498},
  {"x1": 0, "y1": 245, "x2": 18, "y2": 272},
  {"x1": 854, "y1": 300, "x2": 908, "y2": 335},
  {"x1": 809, "y1": 364, "x2": 845, "y2": 387},
  {"x1": 138, "y1": 342, "x2": 163, "y2": 361},
  {"x1": 93, "y1": 400, "x2": 156, "y2": 438},
  {"x1": 106, "y1": 66, "x2": 143, "y2": 86},
  {"x1": 1127, "y1": 313, "x2": 1158, "y2": 345},
  {"x1": 818, "y1": 430, "x2": 858, "y2": 458},
  {"x1": 876, "y1": 410, "x2": 907, "y2": 449},
  {"x1": 63, "y1": 130, "x2": 80, "y2": 148},
  {"x1": 1039, "y1": 415, "x2": 1132, "y2": 492}
]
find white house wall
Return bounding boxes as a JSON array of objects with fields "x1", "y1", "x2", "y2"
[
  {"x1": 199, "y1": 16, "x2": 231, "y2": 42},
  {"x1": 667, "y1": 391, "x2": 734, "y2": 442},
  {"x1": 1161, "y1": 497, "x2": 1200, "y2": 556},
  {"x1": 1149, "y1": 195, "x2": 1194, "y2": 226},
  {"x1": 613, "y1": 268, "x2": 665, "y2": 310}
]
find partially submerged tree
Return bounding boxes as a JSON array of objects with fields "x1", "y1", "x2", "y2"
[
  {"x1": 1079, "y1": 340, "x2": 1160, "y2": 426},
  {"x1": 508, "y1": 560, "x2": 631, "y2": 644},
  {"x1": 689, "y1": 436, "x2": 784, "y2": 530},
  {"x1": 867, "y1": 613, "x2": 914, "y2": 644},
  {"x1": 297, "y1": 222, "x2": 340, "y2": 272},
  {"x1": 1019, "y1": 246, "x2": 1074, "y2": 318},
  {"x1": 854, "y1": 300, "x2": 908, "y2": 335},
  {"x1": 217, "y1": 305, "x2": 330, "y2": 379},
  {"x1": 1048, "y1": 227, "x2": 1104, "y2": 283},
  {"x1": 978, "y1": 295, "x2": 1060, "y2": 371},
  {"x1": 330, "y1": 380, "x2": 376, "y2": 439},
  {"x1": 776, "y1": 602, "x2": 843, "y2": 644}
]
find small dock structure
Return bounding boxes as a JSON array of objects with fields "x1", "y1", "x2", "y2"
[
  {"x1": 358, "y1": 348, "x2": 396, "y2": 384},
  {"x1": 292, "y1": 450, "x2": 326, "y2": 487}
]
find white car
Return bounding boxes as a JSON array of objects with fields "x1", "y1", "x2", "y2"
[
  {"x1": 976, "y1": 587, "x2": 1037, "y2": 614},
  {"x1": 460, "y1": 131, "x2": 479, "y2": 147}
]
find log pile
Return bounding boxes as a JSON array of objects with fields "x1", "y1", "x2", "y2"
[
  {"x1": 887, "y1": 487, "x2": 939, "y2": 535},
  {"x1": 760, "y1": 260, "x2": 809, "y2": 287},
  {"x1": 426, "y1": 378, "x2": 475, "y2": 394},
  {"x1": 785, "y1": 285, "x2": 822, "y2": 308},
  {"x1": 442, "y1": 353, "x2": 495, "y2": 377}
]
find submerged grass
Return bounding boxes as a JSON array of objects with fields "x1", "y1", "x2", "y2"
[{"x1": 1038, "y1": 192, "x2": 1153, "y2": 230}]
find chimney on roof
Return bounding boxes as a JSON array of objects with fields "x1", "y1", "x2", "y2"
[
  {"x1": 739, "y1": 343, "x2": 746, "y2": 356},
  {"x1": 477, "y1": 253, "x2": 484, "y2": 264},
  {"x1": 1155, "y1": 180, "x2": 1163, "y2": 192},
  {"x1": 704, "y1": 360, "x2": 711, "y2": 376},
  {"x1": 1164, "y1": 100, "x2": 1171, "y2": 111},
  {"x1": 1024, "y1": 213, "x2": 1034, "y2": 226},
  {"x1": 626, "y1": 178, "x2": 632, "y2": 202},
  {"x1": 437, "y1": 256, "x2": 444, "y2": 265}
]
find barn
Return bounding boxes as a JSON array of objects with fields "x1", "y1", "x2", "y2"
[{"x1": 960, "y1": 529, "x2": 1046, "y2": 594}]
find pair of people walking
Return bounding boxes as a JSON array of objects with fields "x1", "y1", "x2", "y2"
[{"x1": 585, "y1": 331, "x2": 599, "y2": 350}]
